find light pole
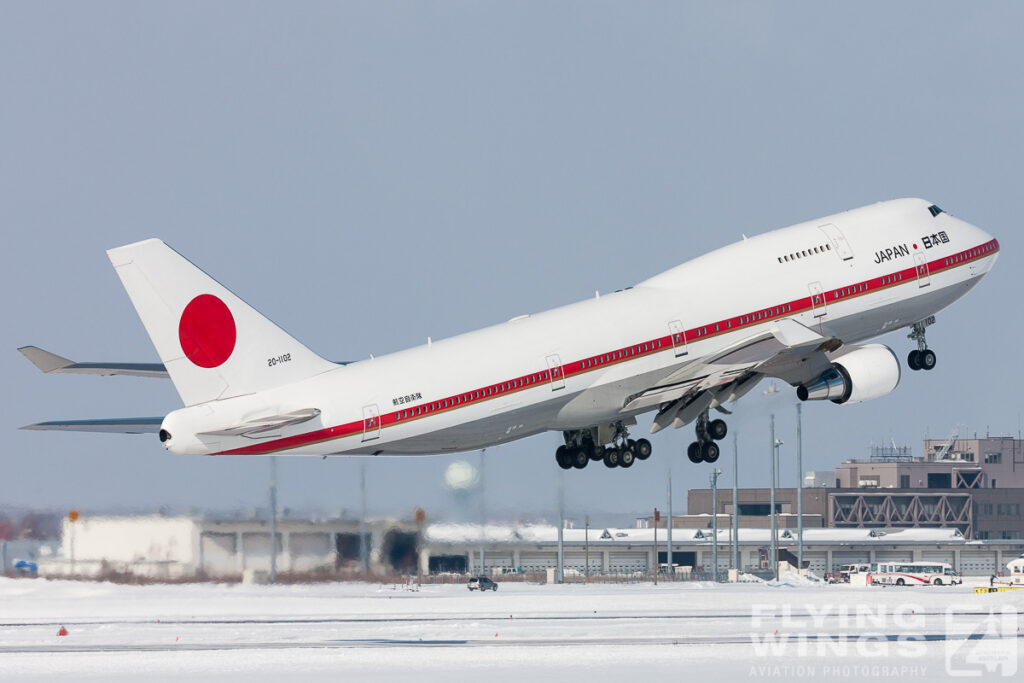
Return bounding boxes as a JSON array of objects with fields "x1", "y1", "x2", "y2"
[
  {"x1": 359, "y1": 461, "x2": 368, "y2": 573},
  {"x1": 732, "y1": 431, "x2": 739, "y2": 574},
  {"x1": 771, "y1": 426, "x2": 784, "y2": 583},
  {"x1": 796, "y1": 403, "x2": 804, "y2": 575},
  {"x1": 269, "y1": 456, "x2": 278, "y2": 584},
  {"x1": 710, "y1": 468, "x2": 722, "y2": 582},
  {"x1": 479, "y1": 449, "x2": 486, "y2": 575},
  {"x1": 667, "y1": 467, "x2": 673, "y2": 575},
  {"x1": 556, "y1": 470, "x2": 564, "y2": 584},
  {"x1": 584, "y1": 515, "x2": 590, "y2": 583}
]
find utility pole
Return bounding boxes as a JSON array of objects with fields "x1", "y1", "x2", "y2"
[
  {"x1": 269, "y1": 456, "x2": 278, "y2": 584},
  {"x1": 359, "y1": 461, "x2": 368, "y2": 573},
  {"x1": 653, "y1": 508, "x2": 659, "y2": 585},
  {"x1": 770, "y1": 415, "x2": 778, "y2": 582},
  {"x1": 796, "y1": 402, "x2": 804, "y2": 575},
  {"x1": 667, "y1": 467, "x2": 673, "y2": 576},
  {"x1": 556, "y1": 472, "x2": 564, "y2": 583},
  {"x1": 711, "y1": 469, "x2": 722, "y2": 582},
  {"x1": 732, "y1": 431, "x2": 739, "y2": 573}
]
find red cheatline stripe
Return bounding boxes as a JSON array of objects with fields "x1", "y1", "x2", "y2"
[{"x1": 213, "y1": 239, "x2": 998, "y2": 455}]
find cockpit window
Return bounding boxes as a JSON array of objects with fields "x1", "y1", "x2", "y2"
[{"x1": 928, "y1": 204, "x2": 944, "y2": 218}]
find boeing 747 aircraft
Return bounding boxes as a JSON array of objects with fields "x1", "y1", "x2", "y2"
[{"x1": 21, "y1": 198, "x2": 998, "y2": 470}]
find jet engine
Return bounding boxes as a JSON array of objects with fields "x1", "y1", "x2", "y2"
[{"x1": 796, "y1": 344, "x2": 901, "y2": 405}]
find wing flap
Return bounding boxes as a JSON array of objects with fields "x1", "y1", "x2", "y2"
[{"x1": 21, "y1": 417, "x2": 163, "y2": 434}]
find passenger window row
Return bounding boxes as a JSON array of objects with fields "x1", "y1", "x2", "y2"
[
  {"x1": 946, "y1": 242, "x2": 996, "y2": 267},
  {"x1": 582, "y1": 341, "x2": 663, "y2": 369},
  {"x1": 834, "y1": 282, "x2": 870, "y2": 298},
  {"x1": 732, "y1": 304, "x2": 793, "y2": 328},
  {"x1": 777, "y1": 243, "x2": 831, "y2": 264},
  {"x1": 394, "y1": 371, "x2": 552, "y2": 420}
]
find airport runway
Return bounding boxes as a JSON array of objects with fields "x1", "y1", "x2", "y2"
[{"x1": 1, "y1": 578, "x2": 1020, "y2": 681}]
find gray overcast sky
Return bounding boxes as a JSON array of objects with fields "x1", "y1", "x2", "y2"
[{"x1": 2, "y1": 2, "x2": 1022, "y2": 523}]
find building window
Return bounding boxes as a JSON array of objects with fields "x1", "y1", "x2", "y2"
[
  {"x1": 738, "y1": 503, "x2": 781, "y2": 516},
  {"x1": 984, "y1": 452, "x2": 1002, "y2": 464},
  {"x1": 899, "y1": 475, "x2": 910, "y2": 489}
]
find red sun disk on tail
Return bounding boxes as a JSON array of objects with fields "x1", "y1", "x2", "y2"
[{"x1": 178, "y1": 294, "x2": 237, "y2": 368}]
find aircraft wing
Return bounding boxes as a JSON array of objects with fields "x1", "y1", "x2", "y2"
[
  {"x1": 19, "y1": 346, "x2": 352, "y2": 378},
  {"x1": 631, "y1": 319, "x2": 841, "y2": 433},
  {"x1": 20, "y1": 417, "x2": 164, "y2": 434},
  {"x1": 18, "y1": 346, "x2": 169, "y2": 378}
]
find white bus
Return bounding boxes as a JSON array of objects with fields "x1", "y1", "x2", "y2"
[{"x1": 872, "y1": 562, "x2": 961, "y2": 586}]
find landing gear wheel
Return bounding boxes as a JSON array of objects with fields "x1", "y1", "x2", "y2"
[
  {"x1": 708, "y1": 419, "x2": 728, "y2": 441},
  {"x1": 687, "y1": 442, "x2": 702, "y2": 464},
  {"x1": 701, "y1": 441, "x2": 720, "y2": 463},
  {"x1": 571, "y1": 448, "x2": 589, "y2": 469},
  {"x1": 603, "y1": 447, "x2": 620, "y2": 468},
  {"x1": 907, "y1": 350, "x2": 921, "y2": 371},
  {"x1": 919, "y1": 349, "x2": 936, "y2": 371},
  {"x1": 619, "y1": 447, "x2": 635, "y2": 468},
  {"x1": 634, "y1": 438, "x2": 652, "y2": 460},
  {"x1": 556, "y1": 446, "x2": 573, "y2": 470}
]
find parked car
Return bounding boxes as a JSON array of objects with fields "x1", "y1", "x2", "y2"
[
  {"x1": 467, "y1": 576, "x2": 498, "y2": 591},
  {"x1": 13, "y1": 560, "x2": 38, "y2": 577}
]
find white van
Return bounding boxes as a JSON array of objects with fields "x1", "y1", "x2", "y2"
[{"x1": 994, "y1": 554, "x2": 1024, "y2": 587}]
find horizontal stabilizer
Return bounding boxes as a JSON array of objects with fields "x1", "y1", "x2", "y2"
[
  {"x1": 21, "y1": 417, "x2": 163, "y2": 434},
  {"x1": 198, "y1": 408, "x2": 321, "y2": 439},
  {"x1": 18, "y1": 346, "x2": 169, "y2": 378}
]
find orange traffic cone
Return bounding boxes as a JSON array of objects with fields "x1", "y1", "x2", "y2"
[{"x1": 57, "y1": 626, "x2": 68, "y2": 636}]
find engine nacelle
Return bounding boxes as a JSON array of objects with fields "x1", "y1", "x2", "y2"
[{"x1": 797, "y1": 344, "x2": 901, "y2": 405}]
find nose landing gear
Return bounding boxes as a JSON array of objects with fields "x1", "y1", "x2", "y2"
[
  {"x1": 907, "y1": 317, "x2": 937, "y2": 371},
  {"x1": 687, "y1": 410, "x2": 726, "y2": 463}
]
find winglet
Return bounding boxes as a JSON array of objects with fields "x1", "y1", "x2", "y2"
[{"x1": 18, "y1": 346, "x2": 74, "y2": 373}]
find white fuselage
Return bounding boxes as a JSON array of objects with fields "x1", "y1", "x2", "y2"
[{"x1": 160, "y1": 198, "x2": 998, "y2": 456}]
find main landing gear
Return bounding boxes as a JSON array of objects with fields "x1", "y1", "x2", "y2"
[
  {"x1": 555, "y1": 423, "x2": 652, "y2": 471},
  {"x1": 907, "y1": 317, "x2": 937, "y2": 372},
  {"x1": 686, "y1": 410, "x2": 727, "y2": 464}
]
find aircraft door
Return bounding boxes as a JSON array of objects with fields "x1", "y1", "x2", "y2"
[
  {"x1": 546, "y1": 354, "x2": 566, "y2": 391},
  {"x1": 668, "y1": 320, "x2": 688, "y2": 357},
  {"x1": 913, "y1": 253, "x2": 931, "y2": 287},
  {"x1": 808, "y1": 281, "x2": 827, "y2": 317},
  {"x1": 362, "y1": 404, "x2": 381, "y2": 442},
  {"x1": 818, "y1": 223, "x2": 854, "y2": 260}
]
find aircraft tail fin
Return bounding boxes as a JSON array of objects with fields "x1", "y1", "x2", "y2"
[{"x1": 107, "y1": 239, "x2": 337, "y2": 406}]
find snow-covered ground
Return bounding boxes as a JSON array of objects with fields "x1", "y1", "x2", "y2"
[{"x1": 1, "y1": 576, "x2": 1020, "y2": 681}]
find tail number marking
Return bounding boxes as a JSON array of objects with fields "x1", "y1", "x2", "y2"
[{"x1": 267, "y1": 353, "x2": 292, "y2": 367}]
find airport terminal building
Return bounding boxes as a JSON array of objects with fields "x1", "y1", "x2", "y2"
[{"x1": 34, "y1": 514, "x2": 1024, "y2": 581}]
